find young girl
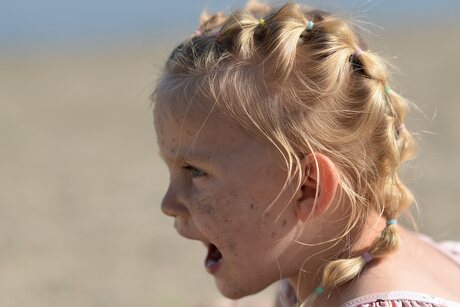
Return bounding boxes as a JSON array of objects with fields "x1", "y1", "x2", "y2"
[{"x1": 151, "y1": 1, "x2": 460, "y2": 306}]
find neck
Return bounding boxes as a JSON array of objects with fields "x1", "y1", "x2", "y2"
[{"x1": 286, "y1": 210, "x2": 388, "y2": 306}]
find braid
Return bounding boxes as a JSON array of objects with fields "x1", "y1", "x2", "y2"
[
  {"x1": 214, "y1": 10, "x2": 260, "y2": 60},
  {"x1": 256, "y1": 3, "x2": 317, "y2": 84},
  {"x1": 300, "y1": 219, "x2": 400, "y2": 307},
  {"x1": 298, "y1": 19, "x2": 417, "y2": 306}
]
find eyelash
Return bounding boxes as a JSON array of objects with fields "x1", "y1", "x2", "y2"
[{"x1": 183, "y1": 165, "x2": 206, "y2": 178}]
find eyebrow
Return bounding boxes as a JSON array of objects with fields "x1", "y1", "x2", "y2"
[{"x1": 158, "y1": 150, "x2": 212, "y2": 165}]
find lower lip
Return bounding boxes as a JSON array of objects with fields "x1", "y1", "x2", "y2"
[{"x1": 205, "y1": 258, "x2": 222, "y2": 275}]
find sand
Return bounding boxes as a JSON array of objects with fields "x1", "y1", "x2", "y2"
[{"x1": 0, "y1": 27, "x2": 459, "y2": 307}]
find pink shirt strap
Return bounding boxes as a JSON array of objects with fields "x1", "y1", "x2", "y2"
[{"x1": 340, "y1": 290, "x2": 460, "y2": 307}]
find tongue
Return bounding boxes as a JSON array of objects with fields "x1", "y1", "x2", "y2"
[{"x1": 205, "y1": 244, "x2": 222, "y2": 267}]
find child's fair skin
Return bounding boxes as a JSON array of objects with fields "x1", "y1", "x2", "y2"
[{"x1": 154, "y1": 97, "x2": 460, "y2": 306}]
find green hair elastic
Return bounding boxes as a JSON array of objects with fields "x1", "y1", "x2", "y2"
[
  {"x1": 306, "y1": 20, "x2": 314, "y2": 31},
  {"x1": 384, "y1": 85, "x2": 391, "y2": 94},
  {"x1": 315, "y1": 286, "x2": 324, "y2": 294}
]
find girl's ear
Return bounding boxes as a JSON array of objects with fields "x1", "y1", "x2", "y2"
[{"x1": 294, "y1": 153, "x2": 339, "y2": 222}]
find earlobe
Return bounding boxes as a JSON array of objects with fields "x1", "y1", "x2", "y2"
[{"x1": 294, "y1": 153, "x2": 339, "y2": 222}]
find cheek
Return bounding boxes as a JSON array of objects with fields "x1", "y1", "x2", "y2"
[
  {"x1": 191, "y1": 192, "x2": 257, "y2": 248},
  {"x1": 190, "y1": 188, "x2": 296, "y2": 258},
  {"x1": 191, "y1": 193, "x2": 235, "y2": 236},
  {"x1": 192, "y1": 189, "x2": 245, "y2": 221}
]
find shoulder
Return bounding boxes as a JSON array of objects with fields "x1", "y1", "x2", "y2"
[
  {"x1": 340, "y1": 291, "x2": 460, "y2": 307},
  {"x1": 340, "y1": 229, "x2": 460, "y2": 301}
]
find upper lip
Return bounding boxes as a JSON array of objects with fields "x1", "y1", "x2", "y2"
[{"x1": 173, "y1": 221, "x2": 212, "y2": 247}]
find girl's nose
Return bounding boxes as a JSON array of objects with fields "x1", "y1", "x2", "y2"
[{"x1": 161, "y1": 185, "x2": 190, "y2": 218}]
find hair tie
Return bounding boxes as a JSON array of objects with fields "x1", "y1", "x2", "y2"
[
  {"x1": 194, "y1": 29, "x2": 202, "y2": 36},
  {"x1": 387, "y1": 219, "x2": 397, "y2": 226},
  {"x1": 259, "y1": 18, "x2": 265, "y2": 26},
  {"x1": 362, "y1": 252, "x2": 373, "y2": 263},
  {"x1": 314, "y1": 286, "x2": 324, "y2": 295},
  {"x1": 354, "y1": 47, "x2": 363, "y2": 57},
  {"x1": 384, "y1": 85, "x2": 391, "y2": 94},
  {"x1": 397, "y1": 123, "x2": 405, "y2": 133},
  {"x1": 306, "y1": 20, "x2": 314, "y2": 31}
]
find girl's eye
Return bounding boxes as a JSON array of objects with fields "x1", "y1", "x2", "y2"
[{"x1": 183, "y1": 165, "x2": 206, "y2": 178}]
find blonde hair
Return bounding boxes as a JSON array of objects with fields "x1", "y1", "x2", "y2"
[{"x1": 151, "y1": 0, "x2": 418, "y2": 305}]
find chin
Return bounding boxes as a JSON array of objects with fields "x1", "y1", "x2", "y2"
[{"x1": 216, "y1": 277, "x2": 273, "y2": 300}]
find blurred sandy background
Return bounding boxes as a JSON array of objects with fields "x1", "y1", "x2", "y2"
[{"x1": 1, "y1": 1, "x2": 459, "y2": 306}]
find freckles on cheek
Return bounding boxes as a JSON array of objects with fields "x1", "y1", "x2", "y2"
[
  {"x1": 192, "y1": 195, "x2": 229, "y2": 233},
  {"x1": 193, "y1": 195, "x2": 243, "y2": 256},
  {"x1": 194, "y1": 196, "x2": 217, "y2": 217},
  {"x1": 193, "y1": 192, "x2": 238, "y2": 223}
]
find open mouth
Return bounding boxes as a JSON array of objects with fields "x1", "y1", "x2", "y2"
[{"x1": 204, "y1": 243, "x2": 223, "y2": 274}]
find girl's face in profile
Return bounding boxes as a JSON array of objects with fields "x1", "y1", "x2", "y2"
[{"x1": 154, "y1": 99, "x2": 301, "y2": 299}]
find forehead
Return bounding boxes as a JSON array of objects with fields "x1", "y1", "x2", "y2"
[
  {"x1": 153, "y1": 98, "x2": 279, "y2": 166},
  {"x1": 154, "y1": 97, "x2": 218, "y2": 136}
]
